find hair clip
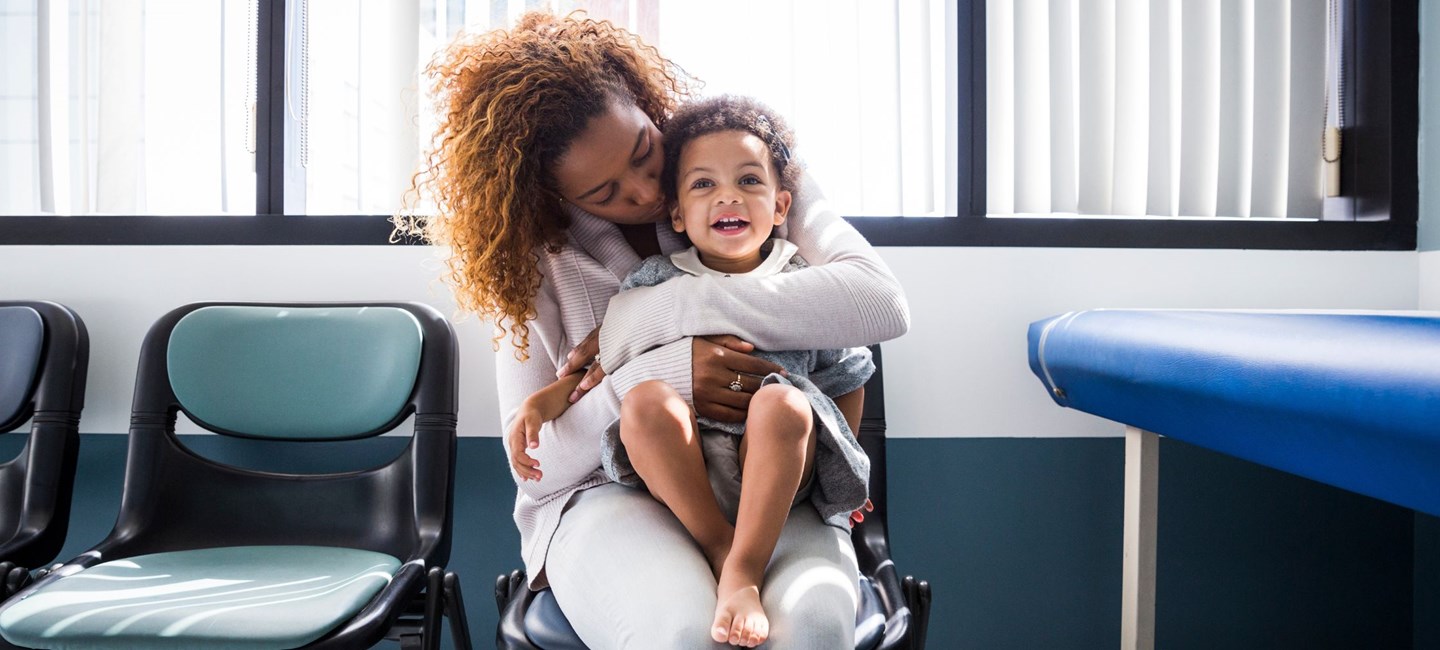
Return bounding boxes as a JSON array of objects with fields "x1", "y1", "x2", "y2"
[{"x1": 755, "y1": 115, "x2": 790, "y2": 164}]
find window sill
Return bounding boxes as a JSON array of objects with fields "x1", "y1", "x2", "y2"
[{"x1": 0, "y1": 214, "x2": 1416, "y2": 251}]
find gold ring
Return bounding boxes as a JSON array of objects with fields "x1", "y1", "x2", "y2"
[{"x1": 728, "y1": 374, "x2": 744, "y2": 392}]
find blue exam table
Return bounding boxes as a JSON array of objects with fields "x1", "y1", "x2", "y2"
[{"x1": 1026, "y1": 309, "x2": 1440, "y2": 649}]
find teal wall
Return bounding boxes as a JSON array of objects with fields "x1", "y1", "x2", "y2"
[
  {"x1": 1, "y1": 434, "x2": 1416, "y2": 649},
  {"x1": 1422, "y1": 0, "x2": 1440, "y2": 250}
]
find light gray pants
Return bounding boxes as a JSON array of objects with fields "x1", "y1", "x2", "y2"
[{"x1": 546, "y1": 483, "x2": 860, "y2": 649}]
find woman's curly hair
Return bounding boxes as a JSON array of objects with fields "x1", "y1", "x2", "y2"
[
  {"x1": 660, "y1": 94, "x2": 802, "y2": 204},
  {"x1": 394, "y1": 11, "x2": 694, "y2": 359}
]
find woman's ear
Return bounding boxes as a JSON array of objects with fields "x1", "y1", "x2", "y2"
[
  {"x1": 670, "y1": 204, "x2": 686, "y2": 233},
  {"x1": 773, "y1": 190, "x2": 793, "y2": 226}
]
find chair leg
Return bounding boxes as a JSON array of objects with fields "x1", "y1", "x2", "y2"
[
  {"x1": 443, "y1": 571, "x2": 474, "y2": 650},
  {"x1": 495, "y1": 569, "x2": 525, "y2": 614},
  {"x1": 422, "y1": 567, "x2": 445, "y2": 650},
  {"x1": 902, "y1": 576, "x2": 932, "y2": 650}
]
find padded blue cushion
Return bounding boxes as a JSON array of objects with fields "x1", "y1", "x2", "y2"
[
  {"x1": 167, "y1": 306, "x2": 423, "y2": 439},
  {"x1": 0, "y1": 545, "x2": 400, "y2": 650},
  {"x1": 0, "y1": 306, "x2": 44, "y2": 429},
  {"x1": 525, "y1": 576, "x2": 887, "y2": 649},
  {"x1": 854, "y1": 575, "x2": 885, "y2": 650},
  {"x1": 1028, "y1": 309, "x2": 1440, "y2": 516}
]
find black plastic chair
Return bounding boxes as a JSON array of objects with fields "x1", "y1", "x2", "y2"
[
  {"x1": 0, "y1": 302, "x2": 87, "y2": 596},
  {"x1": 495, "y1": 345, "x2": 932, "y2": 649},
  {"x1": 0, "y1": 302, "x2": 471, "y2": 649}
]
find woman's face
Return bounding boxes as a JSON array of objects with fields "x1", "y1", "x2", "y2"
[{"x1": 551, "y1": 99, "x2": 667, "y2": 225}]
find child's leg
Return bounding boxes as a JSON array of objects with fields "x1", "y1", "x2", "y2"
[
  {"x1": 620, "y1": 379, "x2": 735, "y2": 578},
  {"x1": 712, "y1": 383, "x2": 817, "y2": 647}
]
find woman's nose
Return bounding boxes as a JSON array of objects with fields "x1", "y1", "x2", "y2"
[{"x1": 625, "y1": 172, "x2": 659, "y2": 206}]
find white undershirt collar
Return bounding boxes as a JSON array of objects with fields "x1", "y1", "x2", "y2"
[{"x1": 670, "y1": 239, "x2": 798, "y2": 278}]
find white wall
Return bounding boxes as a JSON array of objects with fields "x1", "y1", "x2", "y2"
[
  {"x1": 0, "y1": 246, "x2": 1418, "y2": 437},
  {"x1": 1421, "y1": 251, "x2": 1440, "y2": 309}
]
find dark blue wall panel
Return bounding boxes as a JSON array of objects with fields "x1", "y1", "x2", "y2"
[{"x1": 0, "y1": 434, "x2": 1420, "y2": 649}]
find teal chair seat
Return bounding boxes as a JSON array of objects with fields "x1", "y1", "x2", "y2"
[{"x1": 0, "y1": 546, "x2": 401, "y2": 650}]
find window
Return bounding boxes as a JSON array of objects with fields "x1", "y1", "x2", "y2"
[
  {"x1": 850, "y1": 0, "x2": 1417, "y2": 249},
  {"x1": 1, "y1": 1, "x2": 253, "y2": 216},
  {"x1": 1, "y1": 0, "x2": 1416, "y2": 249}
]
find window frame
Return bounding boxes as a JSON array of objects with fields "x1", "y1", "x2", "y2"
[{"x1": 0, "y1": 0, "x2": 1417, "y2": 250}]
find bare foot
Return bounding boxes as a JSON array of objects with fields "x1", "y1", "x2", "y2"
[{"x1": 711, "y1": 564, "x2": 768, "y2": 647}]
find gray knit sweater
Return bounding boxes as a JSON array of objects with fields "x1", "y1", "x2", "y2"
[{"x1": 496, "y1": 175, "x2": 910, "y2": 587}]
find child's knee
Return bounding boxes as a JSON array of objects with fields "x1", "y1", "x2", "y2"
[
  {"x1": 750, "y1": 384, "x2": 813, "y2": 441},
  {"x1": 752, "y1": 384, "x2": 810, "y2": 416},
  {"x1": 623, "y1": 380, "x2": 681, "y2": 414},
  {"x1": 621, "y1": 381, "x2": 688, "y2": 438}
]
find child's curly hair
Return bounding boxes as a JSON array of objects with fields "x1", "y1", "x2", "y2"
[
  {"x1": 661, "y1": 95, "x2": 801, "y2": 203},
  {"x1": 394, "y1": 11, "x2": 694, "y2": 359}
]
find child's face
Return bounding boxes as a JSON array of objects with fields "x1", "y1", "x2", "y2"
[{"x1": 670, "y1": 130, "x2": 792, "y2": 272}]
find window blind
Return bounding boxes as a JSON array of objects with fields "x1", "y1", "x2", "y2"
[{"x1": 987, "y1": 0, "x2": 1330, "y2": 219}]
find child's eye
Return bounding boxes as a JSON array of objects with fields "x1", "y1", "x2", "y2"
[
  {"x1": 740, "y1": 175, "x2": 761, "y2": 185},
  {"x1": 691, "y1": 179, "x2": 714, "y2": 189}
]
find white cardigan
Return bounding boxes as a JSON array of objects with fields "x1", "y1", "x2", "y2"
[{"x1": 495, "y1": 178, "x2": 911, "y2": 586}]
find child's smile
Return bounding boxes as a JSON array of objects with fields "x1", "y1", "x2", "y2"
[{"x1": 711, "y1": 214, "x2": 750, "y2": 235}]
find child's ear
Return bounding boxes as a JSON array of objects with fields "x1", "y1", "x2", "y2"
[
  {"x1": 772, "y1": 190, "x2": 793, "y2": 226},
  {"x1": 669, "y1": 204, "x2": 686, "y2": 233}
]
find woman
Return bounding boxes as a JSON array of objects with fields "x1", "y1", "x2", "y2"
[{"x1": 398, "y1": 12, "x2": 909, "y2": 648}]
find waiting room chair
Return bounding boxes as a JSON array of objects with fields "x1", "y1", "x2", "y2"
[
  {"x1": 494, "y1": 345, "x2": 932, "y2": 649},
  {"x1": 0, "y1": 302, "x2": 87, "y2": 596},
  {"x1": 0, "y1": 302, "x2": 471, "y2": 649}
]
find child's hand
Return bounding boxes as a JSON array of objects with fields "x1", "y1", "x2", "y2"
[
  {"x1": 849, "y1": 499, "x2": 874, "y2": 528},
  {"x1": 506, "y1": 408, "x2": 544, "y2": 482}
]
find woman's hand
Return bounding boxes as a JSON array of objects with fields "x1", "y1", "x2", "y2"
[
  {"x1": 557, "y1": 326, "x2": 607, "y2": 403},
  {"x1": 692, "y1": 335, "x2": 787, "y2": 422}
]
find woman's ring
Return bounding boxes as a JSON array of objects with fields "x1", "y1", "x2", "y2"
[{"x1": 728, "y1": 374, "x2": 744, "y2": 392}]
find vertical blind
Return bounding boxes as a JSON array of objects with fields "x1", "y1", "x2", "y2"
[{"x1": 987, "y1": 0, "x2": 1330, "y2": 219}]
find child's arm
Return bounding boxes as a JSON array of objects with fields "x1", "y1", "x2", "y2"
[{"x1": 506, "y1": 373, "x2": 585, "y2": 482}]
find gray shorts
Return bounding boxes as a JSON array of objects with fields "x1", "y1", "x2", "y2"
[{"x1": 699, "y1": 430, "x2": 815, "y2": 524}]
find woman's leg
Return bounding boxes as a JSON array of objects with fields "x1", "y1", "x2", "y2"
[
  {"x1": 547, "y1": 484, "x2": 728, "y2": 649},
  {"x1": 713, "y1": 384, "x2": 818, "y2": 646},
  {"x1": 761, "y1": 502, "x2": 861, "y2": 649},
  {"x1": 546, "y1": 484, "x2": 859, "y2": 649},
  {"x1": 621, "y1": 380, "x2": 735, "y2": 576}
]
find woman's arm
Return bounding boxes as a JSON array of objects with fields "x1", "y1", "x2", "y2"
[{"x1": 598, "y1": 173, "x2": 910, "y2": 371}]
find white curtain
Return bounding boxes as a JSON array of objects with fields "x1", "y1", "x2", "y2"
[
  {"x1": 652, "y1": 0, "x2": 956, "y2": 217},
  {"x1": 2, "y1": 0, "x2": 253, "y2": 216},
  {"x1": 987, "y1": 0, "x2": 1327, "y2": 219}
]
